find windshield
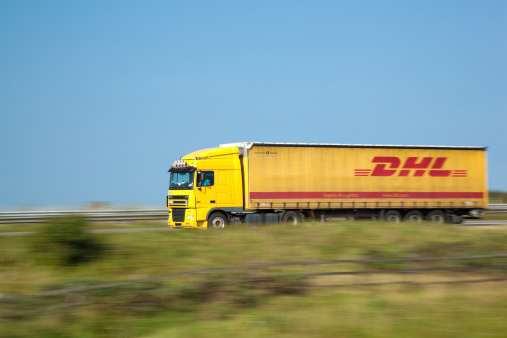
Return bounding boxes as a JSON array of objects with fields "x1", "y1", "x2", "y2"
[{"x1": 169, "y1": 172, "x2": 194, "y2": 190}]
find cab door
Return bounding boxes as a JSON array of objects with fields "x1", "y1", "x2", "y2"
[{"x1": 195, "y1": 171, "x2": 216, "y2": 221}]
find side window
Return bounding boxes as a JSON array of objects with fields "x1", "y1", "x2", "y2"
[{"x1": 197, "y1": 171, "x2": 214, "y2": 187}]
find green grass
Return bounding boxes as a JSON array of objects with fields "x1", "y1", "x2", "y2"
[
  {"x1": 483, "y1": 214, "x2": 507, "y2": 220},
  {"x1": 489, "y1": 190, "x2": 507, "y2": 203},
  {"x1": 145, "y1": 283, "x2": 507, "y2": 338},
  {"x1": 1, "y1": 221, "x2": 507, "y2": 337},
  {"x1": 0, "y1": 221, "x2": 167, "y2": 233}
]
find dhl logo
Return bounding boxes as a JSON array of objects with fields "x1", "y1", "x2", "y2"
[{"x1": 354, "y1": 157, "x2": 468, "y2": 177}]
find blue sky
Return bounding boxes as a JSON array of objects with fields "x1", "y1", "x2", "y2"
[{"x1": 1, "y1": 1, "x2": 506, "y2": 209}]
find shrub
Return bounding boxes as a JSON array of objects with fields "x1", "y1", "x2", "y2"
[{"x1": 30, "y1": 215, "x2": 106, "y2": 266}]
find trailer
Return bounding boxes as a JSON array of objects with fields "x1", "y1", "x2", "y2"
[{"x1": 167, "y1": 142, "x2": 488, "y2": 228}]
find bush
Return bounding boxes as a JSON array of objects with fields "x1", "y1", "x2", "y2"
[{"x1": 30, "y1": 215, "x2": 106, "y2": 266}]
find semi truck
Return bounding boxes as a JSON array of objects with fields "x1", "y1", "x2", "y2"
[{"x1": 167, "y1": 142, "x2": 488, "y2": 228}]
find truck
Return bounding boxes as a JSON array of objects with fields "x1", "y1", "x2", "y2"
[{"x1": 167, "y1": 142, "x2": 488, "y2": 228}]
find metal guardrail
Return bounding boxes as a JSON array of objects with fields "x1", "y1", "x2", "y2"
[
  {"x1": 0, "y1": 209, "x2": 168, "y2": 224},
  {"x1": 0, "y1": 205, "x2": 506, "y2": 225}
]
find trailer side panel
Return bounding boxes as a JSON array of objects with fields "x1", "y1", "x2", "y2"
[{"x1": 246, "y1": 145, "x2": 487, "y2": 210}]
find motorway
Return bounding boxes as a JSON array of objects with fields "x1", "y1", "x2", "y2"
[{"x1": 1, "y1": 205, "x2": 505, "y2": 225}]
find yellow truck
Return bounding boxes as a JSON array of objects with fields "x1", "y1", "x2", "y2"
[{"x1": 167, "y1": 142, "x2": 488, "y2": 228}]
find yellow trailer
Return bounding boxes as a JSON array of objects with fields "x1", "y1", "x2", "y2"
[{"x1": 167, "y1": 142, "x2": 487, "y2": 228}]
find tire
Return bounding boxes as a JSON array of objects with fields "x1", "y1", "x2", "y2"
[
  {"x1": 208, "y1": 212, "x2": 228, "y2": 229},
  {"x1": 426, "y1": 210, "x2": 446, "y2": 223},
  {"x1": 404, "y1": 210, "x2": 423, "y2": 222},
  {"x1": 281, "y1": 211, "x2": 302, "y2": 225},
  {"x1": 384, "y1": 210, "x2": 401, "y2": 223},
  {"x1": 451, "y1": 215, "x2": 464, "y2": 224}
]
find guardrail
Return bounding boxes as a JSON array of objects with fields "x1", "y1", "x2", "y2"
[
  {"x1": 0, "y1": 209, "x2": 168, "y2": 224},
  {"x1": 0, "y1": 205, "x2": 505, "y2": 225}
]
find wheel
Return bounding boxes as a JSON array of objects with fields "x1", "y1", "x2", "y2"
[
  {"x1": 384, "y1": 210, "x2": 401, "y2": 223},
  {"x1": 404, "y1": 210, "x2": 423, "y2": 222},
  {"x1": 208, "y1": 212, "x2": 228, "y2": 229},
  {"x1": 281, "y1": 211, "x2": 302, "y2": 224},
  {"x1": 426, "y1": 210, "x2": 446, "y2": 223},
  {"x1": 450, "y1": 215, "x2": 464, "y2": 224}
]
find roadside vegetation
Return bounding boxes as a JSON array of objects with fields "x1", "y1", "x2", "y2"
[
  {"x1": 0, "y1": 220, "x2": 167, "y2": 233},
  {"x1": 489, "y1": 190, "x2": 507, "y2": 203},
  {"x1": 1, "y1": 218, "x2": 507, "y2": 337},
  {"x1": 484, "y1": 214, "x2": 507, "y2": 220}
]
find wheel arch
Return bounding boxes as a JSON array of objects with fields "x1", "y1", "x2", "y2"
[{"x1": 205, "y1": 207, "x2": 244, "y2": 221}]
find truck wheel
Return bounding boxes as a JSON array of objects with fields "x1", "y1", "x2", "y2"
[
  {"x1": 451, "y1": 215, "x2": 464, "y2": 224},
  {"x1": 208, "y1": 212, "x2": 228, "y2": 229},
  {"x1": 282, "y1": 211, "x2": 302, "y2": 225},
  {"x1": 404, "y1": 210, "x2": 423, "y2": 222},
  {"x1": 426, "y1": 210, "x2": 445, "y2": 223},
  {"x1": 384, "y1": 210, "x2": 401, "y2": 223}
]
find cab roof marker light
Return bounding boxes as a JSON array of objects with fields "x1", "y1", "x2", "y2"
[{"x1": 172, "y1": 160, "x2": 188, "y2": 168}]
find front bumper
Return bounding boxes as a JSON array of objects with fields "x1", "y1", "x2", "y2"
[{"x1": 168, "y1": 208, "x2": 206, "y2": 229}]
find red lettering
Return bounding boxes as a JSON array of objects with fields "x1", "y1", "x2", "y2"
[
  {"x1": 398, "y1": 157, "x2": 433, "y2": 176},
  {"x1": 403, "y1": 157, "x2": 433, "y2": 169},
  {"x1": 357, "y1": 156, "x2": 460, "y2": 178},
  {"x1": 398, "y1": 170, "x2": 410, "y2": 176},
  {"x1": 431, "y1": 157, "x2": 446, "y2": 169},
  {"x1": 371, "y1": 157, "x2": 400, "y2": 176},
  {"x1": 429, "y1": 157, "x2": 451, "y2": 177}
]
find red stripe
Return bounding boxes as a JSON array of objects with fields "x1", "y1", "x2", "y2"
[{"x1": 250, "y1": 192, "x2": 484, "y2": 199}]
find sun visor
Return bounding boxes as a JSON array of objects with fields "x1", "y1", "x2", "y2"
[{"x1": 168, "y1": 166, "x2": 196, "y2": 173}]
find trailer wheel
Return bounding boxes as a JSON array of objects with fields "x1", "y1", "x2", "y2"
[
  {"x1": 426, "y1": 210, "x2": 446, "y2": 223},
  {"x1": 282, "y1": 211, "x2": 302, "y2": 225},
  {"x1": 404, "y1": 210, "x2": 423, "y2": 222},
  {"x1": 384, "y1": 210, "x2": 401, "y2": 223},
  {"x1": 208, "y1": 212, "x2": 228, "y2": 229}
]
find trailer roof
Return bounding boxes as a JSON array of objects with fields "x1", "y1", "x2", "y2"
[{"x1": 220, "y1": 142, "x2": 487, "y2": 151}]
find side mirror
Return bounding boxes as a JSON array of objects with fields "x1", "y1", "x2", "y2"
[{"x1": 197, "y1": 171, "x2": 205, "y2": 187}]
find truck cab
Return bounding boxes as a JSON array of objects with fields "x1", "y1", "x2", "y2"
[{"x1": 167, "y1": 146, "x2": 243, "y2": 228}]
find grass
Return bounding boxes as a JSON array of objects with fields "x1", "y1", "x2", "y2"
[
  {"x1": 145, "y1": 281, "x2": 507, "y2": 338},
  {"x1": 1, "y1": 221, "x2": 507, "y2": 337},
  {"x1": 483, "y1": 214, "x2": 507, "y2": 220},
  {"x1": 489, "y1": 190, "x2": 507, "y2": 203},
  {"x1": 0, "y1": 221, "x2": 167, "y2": 233}
]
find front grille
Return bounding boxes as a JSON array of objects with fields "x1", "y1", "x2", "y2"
[
  {"x1": 169, "y1": 200, "x2": 187, "y2": 206},
  {"x1": 170, "y1": 195, "x2": 189, "y2": 200},
  {"x1": 169, "y1": 195, "x2": 189, "y2": 207},
  {"x1": 172, "y1": 208, "x2": 186, "y2": 222}
]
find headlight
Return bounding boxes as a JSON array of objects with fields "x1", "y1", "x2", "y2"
[{"x1": 186, "y1": 215, "x2": 194, "y2": 220}]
